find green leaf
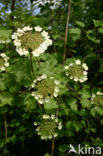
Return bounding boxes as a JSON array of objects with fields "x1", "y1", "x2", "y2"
[
  {"x1": 76, "y1": 21, "x2": 85, "y2": 28},
  {"x1": 87, "y1": 35, "x2": 100, "y2": 44},
  {"x1": 69, "y1": 28, "x2": 81, "y2": 35},
  {"x1": 0, "y1": 26, "x2": 12, "y2": 41},
  {"x1": 59, "y1": 144, "x2": 69, "y2": 153},
  {"x1": 0, "y1": 92, "x2": 14, "y2": 106},
  {"x1": 79, "y1": 88, "x2": 91, "y2": 98},
  {"x1": 98, "y1": 27, "x2": 103, "y2": 34},
  {"x1": 44, "y1": 98, "x2": 58, "y2": 110},
  {"x1": 44, "y1": 153, "x2": 51, "y2": 156},
  {"x1": 81, "y1": 98, "x2": 90, "y2": 108},
  {"x1": 93, "y1": 19, "x2": 103, "y2": 28},
  {"x1": 24, "y1": 94, "x2": 37, "y2": 111},
  {"x1": 67, "y1": 98, "x2": 77, "y2": 111}
]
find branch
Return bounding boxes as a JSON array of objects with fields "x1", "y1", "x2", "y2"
[
  {"x1": 10, "y1": 0, "x2": 16, "y2": 20},
  {"x1": 63, "y1": 0, "x2": 72, "y2": 64}
]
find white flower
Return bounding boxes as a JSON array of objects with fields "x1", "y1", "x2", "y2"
[
  {"x1": 54, "y1": 133, "x2": 58, "y2": 137},
  {"x1": 34, "y1": 95, "x2": 39, "y2": 100},
  {"x1": 41, "y1": 136, "x2": 45, "y2": 140},
  {"x1": 75, "y1": 59, "x2": 81, "y2": 65},
  {"x1": 74, "y1": 78, "x2": 78, "y2": 82},
  {"x1": 55, "y1": 118, "x2": 58, "y2": 123},
  {"x1": 97, "y1": 91, "x2": 103, "y2": 95},
  {"x1": 70, "y1": 76, "x2": 73, "y2": 79},
  {"x1": 55, "y1": 80, "x2": 60, "y2": 85},
  {"x1": 43, "y1": 115, "x2": 50, "y2": 119},
  {"x1": 83, "y1": 71, "x2": 88, "y2": 76},
  {"x1": 92, "y1": 94, "x2": 96, "y2": 98},
  {"x1": 54, "y1": 87, "x2": 59, "y2": 93},
  {"x1": 65, "y1": 72, "x2": 69, "y2": 76},
  {"x1": 41, "y1": 74, "x2": 47, "y2": 79},
  {"x1": 37, "y1": 131, "x2": 41, "y2": 135},
  {"x1": 69, "y1": 63, "x2": 73, "y2": 66},
  {"x1": 58, "y1": 125, "x2": 62, "y2": 130},
  {"x1": 38, "y1": 99, "x2": 44, "y2": 104},
  {"x1": 51, "y1": 114, "x2": 55, "y2": 120},
  {"x1": 36, "y1": 127, "x2": 40, "y2": 132},
  {"x1": 48, "y1": 135, "x2": 52, "y2": 139},
  {"x1": 82, "y1": 63, "x2": 88, "y2": 70},
  {"x1": 45, "y1": 98, "x2": 49, "y2": 103},
  {"x1": 4, "y1": 62, "x2": 9, "y2": 67},
  {"x1": 42, "y1": 31, "x2": 49, "y2": 38},
  {"x1": 65, "y1": 66, "x2": 69, "y2": 70},
  {"x1": 34, "y1": 122, "x2": 37, "y2": 126},
  {"x1": 32, "y1": 50, "x2": 40, "y2": 57},
  {"x1": 54, "y1": 93, "x2": 58, "y2": 97},
  {"x1": 0, "y1": 66, "x2": 5, "y2": 71},
  {"x1": 35, "y1": 26, "x2": 42, "y2": 32}
]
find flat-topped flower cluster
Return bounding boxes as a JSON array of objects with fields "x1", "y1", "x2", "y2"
[
  {"x1": 91, "y1": 91, "x2": 103, "y2": 107},
  {"x1": 34, "y1": 114, "x2": 62, "y2": 140},
  {"x1": 12, "y1": 26, "x2": 52, "y2": 57},
  {"x1": 31, "y1": 74, "x2": 60, "y2": 104},
  {"x1": 33, "y1": 0, "x2": 62, "y2": 10},
  {"x1": 0, "y1": 53, "x2": 9, "y2": 71},
  {"x1": 64, "y1": 59, "x2": 88, "y2": 83}
]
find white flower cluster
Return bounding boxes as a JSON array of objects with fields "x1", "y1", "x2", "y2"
[
  {"x1": 31, "y1": 74, "x2": 60, "y2": 104},
  {"x1": 64, "y1": 59, "x2": 88, "y2": 83},
  {"x1": 33, "y1": 0, "x2": 62, "y2": 10},
  {"x1": 12, "y1": 26, "x2": 52, "y2": 57},
  {"x1": 34, "y1": 114, "x2": 62, "y2": 140},
  {"x1": 0, "y1": 40, "x2": 10, "y2": 44},
  {"x1": 0, "y1": 53, "x2": 9, "y2": 71},
  {"x1": 91, "y1": 91, "x2": 103, "y2": 105}
]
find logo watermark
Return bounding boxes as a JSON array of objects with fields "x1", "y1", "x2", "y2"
[{"x1": 68, "y1": 144, "x2": 101, "y2": 155}]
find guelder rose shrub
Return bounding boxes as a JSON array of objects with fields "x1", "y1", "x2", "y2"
[{"x1": 0, "y1": 22, "x2": 103, "y2": 156}]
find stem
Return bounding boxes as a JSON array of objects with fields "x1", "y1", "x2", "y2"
[
  {"x1": 4, "y1": 113, "x2": 7, "y2": 139},
  {"x1": 63, "y1": 0, "x2": 72, "y2": 64},
  {"x1": 51, "y1": 100, "x2": 59, "y2": 156},
  {"x1": 30, "y1": 53, "x2": 34, "y2": 73},
  {"x1": 51, "y1": 136, "x2": 55, "y2": 156},
  {"x1": 36, "y1": 58, "x2": 41, "y2": 68}
]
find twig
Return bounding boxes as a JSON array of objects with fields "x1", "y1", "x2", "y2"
[
  {"x1": 63, "y1": 0, "x2": 72, "y2": 64},
  {"x1": 4, "y1": 113, "x2": 7, "y2": 139},
  {"x1": 51, "y1": 99, "x2": 59, "y2": 156}
]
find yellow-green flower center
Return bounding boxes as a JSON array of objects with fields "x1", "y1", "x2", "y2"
[
  {"x1": 20, "y1": 31, "x2": 45, "y2": 51},
  {"x1": 0, "y1": 57, "x2": 5, "y2": 68},
  {"x1": 68, "y1": 65, "x2": 84, "y2": 78},
  {"x1": 39, "y1": 120, "x2": 57, "y2": 137},
  {"x1": 94, "y1": 95, "x2": 103, "y2": 106},
  {"x1": 35, "y1": 79, "x2": 55, "y2": 98}
]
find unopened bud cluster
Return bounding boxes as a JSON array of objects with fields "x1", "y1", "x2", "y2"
[
  {"x1": 0, "y1": 53, "x2": 9, "y2": 71},
  {"x1": 91, "y1": 91, "x2": 103, "y2": 107},
  {"x1": 31, "y1": 74, "x2": 60, "y2": 104},
  {"x1": 12, "y1": 26, "x2": 52, "y2": 57},
  {"x1": 64, "y1": 59, "x2": 88, "y2": 83},
  {"x1": 34, "y1": 114, "x2": 62, "y2": 140}
]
